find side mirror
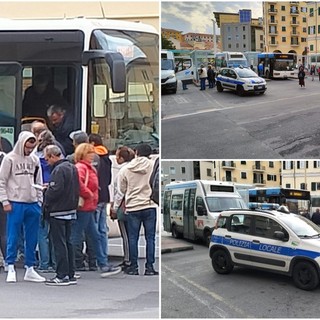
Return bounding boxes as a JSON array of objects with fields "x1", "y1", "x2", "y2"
[{"x1": 274, "y1": 231, "x2": 285, "y2": 241}]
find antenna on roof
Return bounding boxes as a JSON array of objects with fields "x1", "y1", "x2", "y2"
[{"x1": 100, "y1": 2, "x2": 106, "y2": 18}]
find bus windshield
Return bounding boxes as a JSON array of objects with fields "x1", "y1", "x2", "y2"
[
  {"x1": 90, "y1": 29, "x2": 159, "y2": 151},
  {"x1": 205, "y1": 196, "x2": 247, "y2": 212},
  {"x1": 274, "y1": 59, "x2": 295, "y2": 71}
]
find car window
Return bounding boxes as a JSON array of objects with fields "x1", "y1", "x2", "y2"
[
  {"x1": 221, "y1": 69, "x2": 228, "y2": 76},
  {"x1": 228, "y1": 70, "x2": 236, "y2": 79},
  {"x1": 254, "y1": 216, "x2": 288, "y2": 239},
  {"x1": 229, "y1": 214, "x2": 251, "y2": 234},
  {"x1": 236, "y1": 68, "x2": 258, "y2": 78}
]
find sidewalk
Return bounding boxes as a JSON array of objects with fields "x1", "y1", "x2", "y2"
[{"x1": 161, "y1": 231, "x2": 193, "y2": 254}]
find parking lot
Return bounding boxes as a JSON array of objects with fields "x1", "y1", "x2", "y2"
[{"x1": 161, "y1": 77, "x2": 320, "y2": 159}]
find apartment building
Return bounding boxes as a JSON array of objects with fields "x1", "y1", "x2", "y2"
[
  {"x1": 306, "y1": 2, "x2": 320, "y2": 61},
  {"x1": 263, "y1": 1, "x2": 307, "y2": 56},
  {"x1": 161, "y1": 28, "x2": 184, "y2": 42}
]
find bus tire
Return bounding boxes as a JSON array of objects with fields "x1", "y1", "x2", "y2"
[
  {"x1": 236, "y1": 85, "x2": 245, "y2": 96},
  {"x1": 172, "y1": 223, "x2": 181, "y2": 239},
  {"x1": 216, "y1": 82, "x2": 223, "y2": 92},
  {"x1": 292, "y1": 261, "x2": 319, "y2": 291},
  {"x1": 211, "y1": 249, "x2": 234, "y2": 274}
]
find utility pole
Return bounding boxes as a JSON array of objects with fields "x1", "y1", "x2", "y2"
[{"x1": 211, "y1": 18, "x2": 217, "y2": 55}]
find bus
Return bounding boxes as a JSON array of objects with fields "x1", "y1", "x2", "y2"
[
  {"x1": 311, "y1": 194, "x2": 320, "y2": 214},
  {"x1": 257, "y1": 52, "x2": 295, "y2": 79},
  {"x1": 163, "y1": 180, "x2": 247, "y2": 246},
  {"x1": 215, "y1": 52, "x2": 248, "y2": 71},
  {"x1": 248, "y1": 187, "x2": 311, "y2": 215},
  {"x1": 0, "y1": 17, "x2": 159, "y2": 152},
  {"x1": 308, "y1": 53, "x2": 320, "y2": 70}
]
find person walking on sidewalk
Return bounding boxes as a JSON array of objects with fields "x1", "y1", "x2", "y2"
[
  {"x1": 43, "y1": 145, "x2": 80, "y2": 286},
  {"x1": 118, "y1": 143, "x2": 158, "y2": 276},
  {"x1": 198, "y1": 64, "x2": 207, "y2": 91},
  {"x1": 0, "y1": 131, "x2": 45, "y2": 283}
]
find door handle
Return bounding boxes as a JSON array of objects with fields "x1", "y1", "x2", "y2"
[
  {"x1": 225, "y1": 235, "x2": 231, "y2": 238},
  {"x1": 252, "y1": 240, "x2": 260, "y2": 244},
  {"x1": 194, "y1": 216, "x2": 197, "y2": 220}
]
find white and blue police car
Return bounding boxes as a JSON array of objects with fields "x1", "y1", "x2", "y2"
[
  {"x1": 209, "y1": 208, "x2": 320, "y2": 290},
  {"x1": 216, "y1": 66, "x2": 266, "y2": 96}
]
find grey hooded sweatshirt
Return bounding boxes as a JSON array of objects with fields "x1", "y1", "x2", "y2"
[{"x1": 0, "y1": 131, "x2": 43, "y2": 205}]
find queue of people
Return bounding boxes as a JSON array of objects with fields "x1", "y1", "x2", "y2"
[{"x1": 0, "y1": 121, "x2": 159, "y2": 286}]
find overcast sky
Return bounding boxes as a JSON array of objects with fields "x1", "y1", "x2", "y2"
[{"x1": 161, "y1": 1, "x2": 263, "y2": 35}]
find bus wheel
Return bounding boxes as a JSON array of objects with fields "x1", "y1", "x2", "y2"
[
  {"x1": 236, "y1": 85, "x2": 245, "y2": 96},
  {"x1": 172, "y1": 224, "x2": 181, "y2": 239},
  {"x1": 292, "y1": 261, "x2": 319, "y2": 290},
  {"x1": 211, "y1": 249, "x2": 234, "y2": 274},
  {"x1": 216, "y1": 82, "x2": 223, "y2": 92}
]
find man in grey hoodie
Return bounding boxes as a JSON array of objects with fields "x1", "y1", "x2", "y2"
[{"x1": 0, "y1": 131, "x2": 45, "y2": 283}]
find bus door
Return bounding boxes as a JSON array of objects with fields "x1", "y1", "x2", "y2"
[
  {"x1": 0, "y1": 62, "x2": 23, "y2": 149},
  {"x1": 175, "y1": 56, "x2": 194, "y2": 84},
  {"x1": 163, "y1": 190, "x2": 172, "y2": 233},
  {"x1": 183, "y1": 188, "x2": 196, "y2": 240}
]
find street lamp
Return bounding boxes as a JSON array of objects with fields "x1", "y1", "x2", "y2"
[{"x1": 211, "y1": 18, "x2": 217, "y2": 55}]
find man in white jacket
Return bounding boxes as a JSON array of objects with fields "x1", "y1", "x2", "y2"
[
  {"x1": 118, "y1": 144, "x2": 158, "y2": 276},
  {"x1": 0, "y1": 131, "x2": 45, "y2": 283}
]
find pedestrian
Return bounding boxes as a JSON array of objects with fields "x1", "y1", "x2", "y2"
[
  {"x1": 110, "y1": 146, "x2": 136, "y2": 270},
  {"x1": 42, "y1": 145, "x2": 79, "y2": 285},
  {"x1": 0, "y1": 138, "x2": 7, "y2": 271},
  {"x1": 318, "y1": 66, "x2": 320, "y2": 81},
  {"x1": 181, "y1": 79, "x2": 188, "y2": 90},
  {"x1": 47, "y1": 104, "x2": 74, "y2": 156},
  {"x1": 207, "y1": 65, "x2": 215, "y2": 89},
  {"x1": 71, "y1": 143, "x2": 121, "y2": 277},
  {"x1": 298, "y1": 65, "x2": 306, "y2": 88},
  {"x1": 198, "y1": 64, "x2": 207, "y2": 91},
  {"x1": 258, "y1": 61, "x2": 264, "y2": 77},
  {"x1": 88, "y1": 133, "x2": 112, "y2": 271},
  {"x1": 117, "y1": 143, "x2": 158, "y2": 276},
  {"x1": 0, "y1": 131, "x2": 45, "y2": 283},
  {"x1": 310, "y1": 65, "x2": 316, "y2": 81}
]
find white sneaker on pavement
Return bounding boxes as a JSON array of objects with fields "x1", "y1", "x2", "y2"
[
  {"x1": 6, "y1": 270, "x2": 16, "y2": 283},
  {"x1": 24, "y1": 266, "x2": 46, "y2": 282}
]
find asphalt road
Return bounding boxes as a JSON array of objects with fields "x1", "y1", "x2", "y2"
[
  {"x1": 161, "y1": 77, "x2": 320, "y2": 159},
  {"x1": 161, "y1": 239, "x2": 320, "y2": 318}
]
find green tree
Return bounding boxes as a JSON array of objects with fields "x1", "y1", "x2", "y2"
[{"x1": 161, "y1": 36, "x2": 176, "y2": 50}]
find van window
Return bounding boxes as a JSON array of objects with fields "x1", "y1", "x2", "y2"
[{"x1": 171, "y1": 194, "x2": 183, "y2": 210}]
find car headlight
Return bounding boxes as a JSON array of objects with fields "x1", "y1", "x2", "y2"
[{"x1": 168, "y1": 74, "x2": 175, "y2": 79}]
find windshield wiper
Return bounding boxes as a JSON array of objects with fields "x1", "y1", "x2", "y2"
[{"x1": 297, "y1": 234, "x2": 320, "y2": 238}]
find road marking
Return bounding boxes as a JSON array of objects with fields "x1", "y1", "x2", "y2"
[{"x1": 163, "y1": 264, "x2": 252, "y2": 318}]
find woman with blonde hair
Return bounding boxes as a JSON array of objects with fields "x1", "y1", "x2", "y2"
[{"x1": 72, "y1": 143, "x2": 121, "y2": 277}]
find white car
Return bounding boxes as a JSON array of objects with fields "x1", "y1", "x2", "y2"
[
  {"x1": 209, "y1": 208, "x2": 320, "y2": 290},
  {"x1": 216, "y1": 67, "x2": 267, "y2": 96}
]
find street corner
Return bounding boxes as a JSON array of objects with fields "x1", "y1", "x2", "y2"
[{"x1": 161, "y1": 233, "x2": 194, "y2": 254}]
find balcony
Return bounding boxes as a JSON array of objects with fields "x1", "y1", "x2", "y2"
[
  {"x1": 290, "y1": 20, "x2": 299, "y2": 26},
  {"x1": 290, "y1": 31, "x2": 300, "y2": 36},
  {"x1": 291, "y1": 42, "x2": 300, "y2": 46},
  {"x1": 268, "y1": 19, "x2": 278, "y2": 24},
  {"x1": 222, "y1": 177, "x2": 237, "y2": 182},
  {"x1": 268, "y1": 8, "x2": 278, "y2": 14},
  {"x1": 252, "y1": 165, "x2": 266, "y2": 172},
  {"x1": 290, "y1": 9, "x2": 299, "y2": 15},
  {"x1": 221, "y1": 161, "x2": 236, "y2": 169},
  {"x1": 253, "y1": 180, "x2": 266, "y2": 186},
  {"x1": 268, "y1": 41, "x2": 278, "y2": 46},
  {"x1": 269, "y1": 29, "x2": 278, "y2": 35}
]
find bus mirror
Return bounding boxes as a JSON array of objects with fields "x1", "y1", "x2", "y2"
[{"x1": 82, "y1": 50, "x2": 126, "y2": 93}]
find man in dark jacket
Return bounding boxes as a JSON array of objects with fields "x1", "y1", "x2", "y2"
[
  {"x1": 47, "y1": 104, "x2": 74, "y2": 156},
  {"x1": 43, "y1": 144, "x2": 80, "y2": 286},
  {"x1": 88, "y1": 133, "x2": 112, "y2": 270}
]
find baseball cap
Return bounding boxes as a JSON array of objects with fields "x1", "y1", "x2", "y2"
[{"x1": 69, "y1": 130, "x2": 88, "y2": 144}]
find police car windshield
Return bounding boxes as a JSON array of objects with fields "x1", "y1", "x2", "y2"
[
  {"x1": 236, "y1": 68, "x2": 258, "y2": 78},
  {"x1": 278, "y1": 214, "x2": 320, "y2": 238},
  {"x1": 206, "y1": 197, "x2": 247, "y2": 212}
]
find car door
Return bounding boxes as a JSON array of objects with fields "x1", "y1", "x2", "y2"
[{"x1": 227, "y1": 69, "x2": 237, "y2": 90}]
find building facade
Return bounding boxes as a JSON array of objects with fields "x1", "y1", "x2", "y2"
[{"x1": 161, "y1": 28, "x2": 183, "y2": 42}]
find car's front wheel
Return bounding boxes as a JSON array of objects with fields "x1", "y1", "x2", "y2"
[
  {"x1": 292, "y1": 261, "x2": 319, "y2": 290},
  {"x1": 236, "y1": 85, "x2": 245, "y2": 96},
  {"x1": 216, "y1": 82, "x2": 223, "y2": 92},
  {"x1": 211, "y1": 249, "x2": 234, "y2": 274}
]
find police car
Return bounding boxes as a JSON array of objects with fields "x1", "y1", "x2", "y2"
[
  {"x1": 209, "y1": 208, "x2": 320, "y2": 290},
  {"x1": 216, "y1": 66, "x2": 267, "y2": 96}
]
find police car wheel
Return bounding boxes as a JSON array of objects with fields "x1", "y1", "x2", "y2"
[
  {"x1": 292, "y1": 261, "x2": 319, "y2": 291},
  {"x1": 211, "y1": 249, "x2": 234, "y2": 274},
  {"x1": 236, "y1": 85, "x2": 245, "y2": 96},
  {"x1": 216, "y1": 82, "x2": 223, "y2": 92}
]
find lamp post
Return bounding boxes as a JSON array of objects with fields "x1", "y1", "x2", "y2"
[{"x1": 211, "y1": 18, "x2": 217, "y2": 55}]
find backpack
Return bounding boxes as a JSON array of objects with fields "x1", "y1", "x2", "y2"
[{"x1": 149, "y1": 157, "x2": 159, "y2": 205}]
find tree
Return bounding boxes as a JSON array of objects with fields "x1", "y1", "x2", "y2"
[{"x1": 161, "y1": 36, "x2": 176, "y2": 50}]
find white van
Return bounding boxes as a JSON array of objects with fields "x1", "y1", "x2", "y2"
[
  {"x1": 163, "y1": 180, "x2": 247, "y2": 245},
  {"x1": 161, "y1": 50, "x2": 177, "y2": 94},
  {"x1": 174, "y1": 55, "x2": 194, "y2": 84}
]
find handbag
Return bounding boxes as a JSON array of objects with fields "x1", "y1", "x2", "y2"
[
  {"x1": 116, "y1": 197, "x2": 126, "y2": 221},
  {"x1": 78, "y1": 169, "x2": 89, "y2": 208}
]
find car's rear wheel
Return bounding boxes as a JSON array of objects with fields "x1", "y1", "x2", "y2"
[
  {"x1": 211, "y1": 249, "x2": 234, "y2": 274},
  {"x1": 236, "y1": 85, "x2": 245, "y2": 96},
  {"x1": 292, "y1": 261, "x2": 319, "y2": 290},
  {"x1": 216, "y1": 82, "x2": 223, "y2": 92}
]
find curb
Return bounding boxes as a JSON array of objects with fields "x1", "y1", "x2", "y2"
[{"x1": 161, "y1": 244, "x2": 194, "y2": 254}]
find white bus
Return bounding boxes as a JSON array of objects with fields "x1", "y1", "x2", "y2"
[
  {"x1": 0, "y1": 17, "x2": 159, "y2": 152},
  {"x1": 215, "y1": 52, "x2": 248, "y2": 71},
  {"x1": 162, "y1": 180, "x2": 247, "y2": 246}
]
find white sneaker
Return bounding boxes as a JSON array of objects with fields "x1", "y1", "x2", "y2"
[
  {"x1": 24, "y1": 267, "x2": 46, "y2": 282},
  {"x1": 6, "y1": 270, "x2": 16, "y2": 283}
]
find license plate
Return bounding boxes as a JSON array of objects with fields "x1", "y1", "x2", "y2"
[{"x1": 257, "y1": 86, "x2": 263, "y2": 89}]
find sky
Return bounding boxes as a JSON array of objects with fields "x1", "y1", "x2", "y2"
[{"x1": 161, "y1": 1, "x2": 263, "y2": 35}]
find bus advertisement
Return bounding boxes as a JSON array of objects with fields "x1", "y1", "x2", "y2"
[
  {"x1": 249, "y1": 187, "x2": 311, "y2": 215},
  {"x1": 257, "y1": 52, "x2": 295, "y2": 79},
  {"x1": 0, "y1": 18, "x2": 159, "y2": 152}
]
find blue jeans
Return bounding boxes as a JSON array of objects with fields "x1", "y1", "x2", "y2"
[
  {"x1": 126, "y1": 208, "x2": 157, "y2": 269},
  {"x1": 71, "y1": 211, "x2": 107, "y2": 268},
  {"x1": 200, "y1": 78, "x2": 206, "y2": 90},
  {"x1": 38, "y1": 218, "x2": 56, "y2": 269},
  {"x1": 6, "y1": 202, "x2": 41, "y2": 267}
]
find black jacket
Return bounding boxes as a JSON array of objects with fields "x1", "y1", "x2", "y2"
[
  {"x1": 97, "y1": 154, "x2": 112, "y2": 203},
  {"x1": 43, "y1": 159, "x2": 79, "y2": 218}
]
